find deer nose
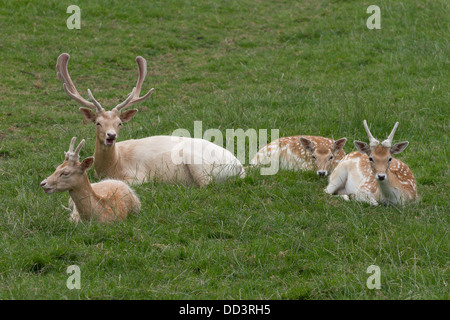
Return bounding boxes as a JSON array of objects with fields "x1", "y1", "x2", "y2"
[
  {"x1": 40, "y1": 180, "x2": 47, "y2": 187},
  {"x1": 317, "y1": 170, "x2": 327, "y2": 177},
  {"x1": 106, "y1": 132, "x2": 116, "y2": 140},
  {"x1": 376, "y1": 173, "x2": 386, "y2": 181}
]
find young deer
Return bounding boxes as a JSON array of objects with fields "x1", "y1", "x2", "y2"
[
  {"x1": 40, "y1": 137, "x2": 141, "y2": 223},
  {"x1": 325, "y1": 120, "x2": 417, "y2": 205},
  {"x1": 56, "y1": 53, "x2": 245, "y2": 186},
  {"x1": 250, "y1": 135, "x2": 347, "y2": 176}
]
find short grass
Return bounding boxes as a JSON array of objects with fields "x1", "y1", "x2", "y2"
[{"x1": 0, "y1": 0, "x2": 448, "y2": 299}]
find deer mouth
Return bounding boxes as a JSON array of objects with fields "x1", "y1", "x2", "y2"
[
  {"x1": 105, "y1": 138, "x2": 116, "y2": 146},
  {"x1": 42, "y1": 187, "x2": 54, "y2": 194}
]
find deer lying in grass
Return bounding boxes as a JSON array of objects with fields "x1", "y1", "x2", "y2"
[
  {"x1": 40, "y1": 137, "x2": 141, "y2": 223},
  {"x1": 325, "y1": 120, "x2": 417, "y2": 206},
  {"x1": 56, "y1": 53, "x2": 245, "y2": 186},
  {"x1": 250, "y1": 135, "x2": 347, "y2": 176}
]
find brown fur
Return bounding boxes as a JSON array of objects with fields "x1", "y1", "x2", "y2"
[
  {"x1": 325, "y1": 121, "x2": 417, "y2": 205},
  {"x1": 251, "y1": 135, "x2": 347, "y2": 176},
  {"x1": 40, "y1": 138, "x2": 141, "y2": 223}
]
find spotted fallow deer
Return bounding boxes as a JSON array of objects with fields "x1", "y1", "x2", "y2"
[
  {"x1": 250, "y1": 135, "x2": 347, "y2": 176},
  {"x1": 56, "y1": 53, "x2": 245, "y2": 186},
  {"x1": 325, "y1": 120, "x2": 417, "y2": 205},
  {"x1": 40, "y1": 137, "x2": 141, "y2": 223}
]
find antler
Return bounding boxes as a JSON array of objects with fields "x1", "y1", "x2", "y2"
[
  {"x1": 363, "y1": 120, "x2": 380, "y2": 147},
  {"x1": 64, "y1": 137, "x2": 85, "y2": 162},
  {"x1": 114, "y1": 56, "x2": 154, "y2": 112},
  {"x1": 56, "y1": 53, "x2": 104, "y2": 112},
  {"x1": 381, "y1": 122, "x2": 399, "y2": 148}
]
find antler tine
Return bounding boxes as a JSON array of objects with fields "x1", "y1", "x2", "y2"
[
  {"x1": 68, "y1": 137, "x2": 77, "y2": 153},
  {"x1": 64, "y1": 137, "x2": 85, "y2": 162},
  {"x1": 135, "y1": 56, "x2": 147, "y2": 94},
  {"x1": 363, "y1": 120, "x2": 379, "y2": 147},
  {"x1": 87, "y1": 89, "x2": 103, "y2": 111},
  {"x1": 65, "y1": 137, "x2": 77, "y2": 160},
  {"x1": 113, "y1": 56, "x2": 155, "y2": 112},
  {"x1": 382, "y1": 122, "x2": 399, "y2": 147},
  {"x1": 114, "y1": 87, "x2": 137, "y2": 111},
  {"x1": 56, "y1": 53, "x2": 102, "y2": 112},
  {"x1": 74, "y1": 139, "x2": 86, "y2": 156}
]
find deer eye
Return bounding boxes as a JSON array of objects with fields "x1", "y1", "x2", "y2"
[
  {"x1": 96, "y1": 122, "x2": 102, "y2": 126},
  {"x1": 388, "y1": 157, "x2": 392, "y2": 162},
  {"x1": 60, "y1": 171, "x2": 69, "y2": 177},
  {"x1": 329, "y1": 155, "x2": 334, "y2": 160},
  {"x1": 311, "y1": 155, "x2": 316, "y2": 160},
  {"x1": 369, "y1": 156, "x2": 374, "y2": 162},
  {"x1": 118, "y1": 122, "x2": 122, "y2": 126}
]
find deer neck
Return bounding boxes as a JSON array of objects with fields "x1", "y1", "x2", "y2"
[
  {"x1": 68, "y1": 174, "x2": 101, "y2": 220},
  {"x1": 94, "y1": 139, "x2": 120, "y2": 178},
  {"x1": 377, "y1": 169, "x2": 402, "y2": 204}
]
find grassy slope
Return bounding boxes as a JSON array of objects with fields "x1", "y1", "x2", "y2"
[{"x1": 0, "y1": 0, "x2": 448, "y2": 299}]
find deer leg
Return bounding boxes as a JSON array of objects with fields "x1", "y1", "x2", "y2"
[
  {"x1": 68, "y1": 198, "x2": 81, "y2": 223},
  {"x1": 185, "y1": 164, "x2": 212, "y2": 187},
  {"x1": 325, "y1": 166, "x2": 348, "y2": 195},
  {"x1": 354, "y1": 190, "x2": 379, "y2": 206}
]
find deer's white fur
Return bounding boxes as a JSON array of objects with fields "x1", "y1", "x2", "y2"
[{"x1": 94, "y1": 135, "x2": 246, "y2": 186}]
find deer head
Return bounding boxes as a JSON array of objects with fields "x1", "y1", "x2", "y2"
[
  {"x1": 354, "y1": 120, "x2": 409, "y2": 181},
  {"x1": 40, "y1": 137, "x2": 94, "y2": 193},
  {"x1": 300, "y1": 137, "x2": 347, "y2": 176},
  {"x1": 56, "y1": 53, "x2": 154, "y2": 147}
]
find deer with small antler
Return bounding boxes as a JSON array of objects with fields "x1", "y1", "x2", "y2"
[
  {"x1": 250, "y1": 135, "x2": 347, "y2": 177},
  {"x1": 40, "y1": 137, "x2": 141, "y2": 223},
  {"x1": 325, "y1": 120, "x2": 417, "y2": 205},
  {"x1": 56, "y1": 53, "x2": 245, "y2": 186}
]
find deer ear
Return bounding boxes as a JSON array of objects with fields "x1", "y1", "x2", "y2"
[
  {"x1": 120, "y1": 109, "x2": 138, "y2": 123},
  {"x1": 79, "y1": 108, "x2": 96, "y2": 123},
  {"x1": 332, "y1": 138, "x2": 347, "y2": 153},
  {"x1": 300, "y1": 137, "x2": 314, "y2": 152},
  {"x1": 80, "y1": 157, "x2": 94, "y2": 171},
  {"x1": 354, "y1": 140, "x2": 370, "y2": 155},
  {"x1": 391, "y1": 141, "x2": 409, "y2": 155}
]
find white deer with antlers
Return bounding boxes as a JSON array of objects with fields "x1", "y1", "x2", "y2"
[
  {"x1": 40, "y1": 137, "x2": 141, "y2": 223},
  {"x1": 250, "y1": 135, "x2": 347, "y2": 177},
  {"x1": 56, "y1": 53, "x2": 245, "y2": 186},
  {"x1": 325, "y1": 120, "x2": 417, "y2": 205}
]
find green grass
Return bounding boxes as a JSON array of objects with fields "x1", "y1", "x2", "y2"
[{"x1": 0, "y1": 0, "x2": 448, "y2": 299}]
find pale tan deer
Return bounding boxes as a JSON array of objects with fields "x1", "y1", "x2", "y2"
[
  {"x1": 40, "y1": 137, "x2": 141, "y2": 223},
  {"x1": 250, "y1": 135, "x2": 347, "y2": 176},
  {"x1": 56, "y1": 53, "x2": 245, "y2": 186},
  {"x1": 325, "y1": 120, "x2": 417, "y2": 205}
]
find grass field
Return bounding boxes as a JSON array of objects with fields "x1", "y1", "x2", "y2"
[{"x1": 0, "y1": 0, "x2": 448, "y2": 299}]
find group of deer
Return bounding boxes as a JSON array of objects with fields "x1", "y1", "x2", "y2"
[
  {"x1": 251, "y1": 120, "x2": 417, "y2": 206},
  {"x1": 40, "y1": 54, "x2": 417, "y2": 223},
  {"x1": 40, "y1": 53, "x2": 245, "y2": 223}
]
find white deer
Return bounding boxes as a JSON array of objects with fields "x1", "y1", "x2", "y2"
[
  {"x1": 325, "y1": 120, "x2": 417, "y2": 205},
  {"x1": 250, "y1": 135, "x2": 347, "y2": 176},
  {"x1": 40, "y1": 137, "x2": 141, "y2": 223},
  {"x1": 56, "y1": 53, "x2": 245, "y2": 186}
]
